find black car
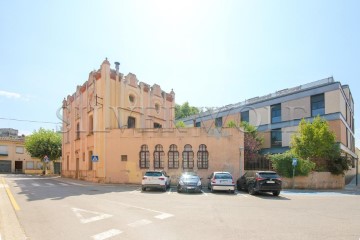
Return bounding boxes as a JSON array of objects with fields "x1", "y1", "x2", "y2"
[
  {"x1": 177, "y1": 172, "x2": 202, "y2": 193},
  {"x1": 236, "y1": 171, "x2": 282, "y2": 196}
]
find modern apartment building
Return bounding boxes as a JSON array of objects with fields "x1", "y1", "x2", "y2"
[
  {"x1": 181, "y1": 77, "x2": 356, "y2": 163},
  {"x1": 61, "y1": 59, "x2": 245, "y2": 183},
  {"x1": 0, "y1": 128, "x2": 42, "y2": 173}
]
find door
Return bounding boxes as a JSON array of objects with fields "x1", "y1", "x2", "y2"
[
  {"x1": 54, "y1": 162, "x2": 61, "y2": 174},
  {"x1": 15, "y1": 161, "x2": 23, "y2": 174},
  {"x1": 75, "y1": 158, "x2": 79, "y2": 179},
  {"x1": 0, "y1": 160, "x2": 11, "y2": 173}
]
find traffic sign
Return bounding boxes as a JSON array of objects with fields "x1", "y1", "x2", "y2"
[
  {"x1": 92, "y1": 155, "x2": 99, "y2": 162},
  {"x1": 43, "y1": 155, "x2": 49, "y2": 163},
  {"x1": 292, "y1": 158, "x2": 298, "y2": 166}
]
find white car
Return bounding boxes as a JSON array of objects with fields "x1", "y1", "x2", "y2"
[
  {"x1": 207, "y1": 172, "x2": 235, "y2": 193},
  {"x1": 141, "y1": 170, "x2": 171, "y2": 191}
]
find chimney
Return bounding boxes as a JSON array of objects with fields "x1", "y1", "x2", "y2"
[{"x1": 114, "y1": 62, "x2": 120, "y2": 74}]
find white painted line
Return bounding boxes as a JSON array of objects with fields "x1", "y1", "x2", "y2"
[
  {"x1": 238, "y1": 193, "x2": 249, "y2": 198},
  {"x1": 201, "y1": 190, "x2": 208, "y2": 196},
  {"x1": 129, "y1": 188, "x2": 141, "y2": 194},
  {"x1": 72, "y1": 208, "x2": 113, "y2": 224},
  {"x1": 31, "y1": 183, "x2": 40, "y2": 187},
  {"x1": 127, "y1": 219, "x2": 152, "y2": 228},
  {"x1": 154, "y1": 213, "x2": 173, "y2": 220},
  {"x1": 45, "y1": 183, "x2": 55, "y2": 186},
  {"x1": 68, "y1": 182, "x2": 84, "y2": 186},
  {"x1": 91, "y1": 229, "x2": 122, "y2": 240},
  {"x1": 59, "y1": 183, "x2": 69, "y2": 186},
  {"x1": 167, "y1": 188, "x2": 172, "y2": 195}
]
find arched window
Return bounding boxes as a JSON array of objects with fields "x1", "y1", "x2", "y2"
[
  {"x1": 182, "y1": 144, "x2": 194, "y2": 169},
  {"x1": 139, "y1": 145, "x2": 150, "y2": 169},
  {"x1": 168, "y1": 144, "x2": 179, "y2": 169},
  {"x1": 197, "y1": 144, "x2": 209, "y2": 169},
  {"x1": 154, "y1": 144, "x2": 165, "y2": 169}
]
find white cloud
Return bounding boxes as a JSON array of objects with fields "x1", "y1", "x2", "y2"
[{"x1": 0, "y1": 90, "x2": 21, "y2": 99}]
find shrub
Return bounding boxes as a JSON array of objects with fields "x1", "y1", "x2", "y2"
[{"x1": 269, "y1": 151, "x2": 316, "y2": 178}]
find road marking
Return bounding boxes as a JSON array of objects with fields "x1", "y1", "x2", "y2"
[
  {"x1": 31, "y1": 183, "x2": 40, "y2": 187},
  {"x1": 45, "y1": 183, "x2": 55, "y2": 186},
  {"x1": 127, "y1": 219, "x2": 152, "y2": 227},
  {"x1": 129, "y1": 187, "x2": 141, "y2": 194},
  {"x1": 201, "y1": 190, "x2": 208, "y2": 196},
  {"x1": 59, "y1": 183, "x2": 69, "y2": 186},
  {"x1": 1, "y1": 178, "x2": 20, "y2": 211},
  {"x1": 154, "y1": 213, "x2": 173, "y2": 220},
  {"x1": 167, "y1": 188, "x2": 172, "y2": 194},
  {"x1": 68, "y1": 182, "x2": 85, "y2": 186},
  {"x1": 71, "y1": 208, "x2": 113, "y2": 224},
  {"x1": 91, "y1": 229, "x2": 122, "y2": 240}
]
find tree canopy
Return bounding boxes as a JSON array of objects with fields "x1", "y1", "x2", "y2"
[
  {"x1": 175, "y1": 102, "x2": 199, "y2": 120},
  {"x1": 25, "y1": 128, "x2": 62, "y2": 161}
]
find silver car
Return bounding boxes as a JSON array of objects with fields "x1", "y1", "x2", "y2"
[{"x1": 207, "y1": 172, "x2": 235, "y2": 193}]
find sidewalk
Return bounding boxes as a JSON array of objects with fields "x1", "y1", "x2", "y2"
[{"x1": 0, "y1": 177, "x2": 27, "y2": 240}]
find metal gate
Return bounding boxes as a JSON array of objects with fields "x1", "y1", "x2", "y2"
[
  {"x1": 54, "y1": 162, "x2": 61, "y2": 174},
  {"x1": 0, "y1": 160, "x2": 11, "y2": 173}
]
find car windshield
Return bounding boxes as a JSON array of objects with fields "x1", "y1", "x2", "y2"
[
  {"x1": 259, "y1": 172, "x2": 280, "y2": 178},
  {"x1": 182, "y1": 176, "x2": 199, "y2": 181},
  {"x1": 214, "y1": 173, "x2": 232, "y2": 179},
  {"x1": 145, "y1": 172, "x2": 162, "y2": 177}
]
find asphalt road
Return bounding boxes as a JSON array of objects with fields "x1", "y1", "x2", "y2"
[{"x1": 1, "y1": 174, "x2": 360, "y2": 240}]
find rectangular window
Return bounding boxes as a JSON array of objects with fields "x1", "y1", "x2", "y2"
[
  {"x1": 16, "y1": 146, "x2": 24, "y2": 154},
  {"x1": 26, "y1": 161, "x2": 34, "y2": 169},
  {"x1": 76, "y1": 122, "x2": 80, "y2": 140},
  {"x1": 128, "y1": 117, "x2": 136, "y2": 128},
  {"x1": 271, "y1": 129, "x2": 282, "y2": 147},
  {"x1": 311, "y1": 94, "x2": 325, "y2": 117},
  {"x1": 89, "y1": 151, "x2": 93, "y2": 170},
  {"x1": 89, "y1": 115, "x2": 94, "y2": 134},
  {"x1": 241, "y1": 111, "x2": 249, "y2": 123},
  {"x1": 121, "y1": 155, "x2": 127, "y2": 161},
  {"x1": 0, "y1": 145, "x2": 8, "y2": 156},
  {"x1": 271, "y1": 104, "x2": 281, "y2": 123},
  {"x1": 154, "y1": 123, "x2": 162, "y2": 128},
  {"x1": 37, "y1": 162, "x2": 43, "y2": 169},
  {"x1": 215, "y1": 117, "x2": 222, "y2": 127},
  {"x1": 195, "y1": 122, "x2": 201, "y2": 127}
]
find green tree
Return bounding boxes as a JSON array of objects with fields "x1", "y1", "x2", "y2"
[
  {"x1": 175, "y1": 102, "x2": 199, "y2": 120},
  {"x1": 175, "y1": 121, "x2": 186, "y2": 128},
  {"x1": 25, "y1": 128, "x2": 62, "y2": 173},
  {"x1": 291, "y1": 116, "x2": 350, "y2": 174}
]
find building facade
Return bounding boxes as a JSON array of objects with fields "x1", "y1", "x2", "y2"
[
  {"x1": 0, "y1": 128, "x2": 43, "y2": 173},
  {"x1": 61, "y1": 59, "x2": 245, "y2": 183},
  {"x1": 182, "y1": 77, "x2": 357, "y2": 164}
]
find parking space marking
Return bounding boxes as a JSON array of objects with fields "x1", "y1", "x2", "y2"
[
  {"x1": 167, "y1": 188, "x2": 172, "y2": 194},
  {"x1": 45, "y1": 183, "x2": 55, "y2": 186},
  {"x1": 91, "y1": 229, "x2": 122, "y2": 240},
  {"x1": 59, "y1": 183, "x2": 69, "y2": 186},
  {"x1": 129, "y1": 187, "x2": 141, "y2": 194},
  {"x1": 201, "y1": 190, "x2": 208, "y2": 196},
  {"x1": 154, "y1": 213, "x2": 173, "y2": 220},
  {"x1": 31, "y1": 183, "x2": 40, "y2": 187},
  {"x1": 127, "y1": 219, "x2": 152, "y2": 228}
]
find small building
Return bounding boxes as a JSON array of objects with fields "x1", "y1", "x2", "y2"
[
  {"x1": 0, "y1": 128, "x2": 43, "y2": 174},
  {"x1": 61, "y1": 59, "x2": 245, "y2": 183}
]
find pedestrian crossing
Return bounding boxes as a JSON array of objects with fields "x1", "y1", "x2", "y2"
[{"x1": 11, "y1": 181, "x2": 83, "y2": 188}]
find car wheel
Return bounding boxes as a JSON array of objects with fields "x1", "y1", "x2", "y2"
[
  {"x1": 273, "y1": 190, "x2": 280, "y2": 196},
  {"x1": 141, "y1": 186, "x2": 146, "y2": 191},
  {"x1": 163, "y1": 185, "x2": 167, "y2": 192},
  {"x1": 177, "y1": 188, "x2": 181, "y2": 193},
  {"x1": 236, "y1": 184, "x2": 241, "y2": 191},
  {"x1": 230, "y1": 190, "x2": 235, "y2": 194},
  {"x1": 248, "y1": 184, "x2": 256, "y2": 195}
]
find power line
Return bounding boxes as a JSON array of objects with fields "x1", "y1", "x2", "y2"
[{"x1": 0, "y1": 117, "x2": 61, "y2": 125}]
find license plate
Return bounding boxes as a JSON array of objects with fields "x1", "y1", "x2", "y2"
[
  {"x1": 187, "y1": 187, "x2": 195, "y2": 190},
  {"x1": 267, "y1": 180, "x2": 275, "y2": 184}
]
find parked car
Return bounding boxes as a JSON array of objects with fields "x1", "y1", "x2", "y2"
[
  {"x1": 236, "y1": 171, "x2": 282, "y2": 196},
  {"x1": 207, "y1": 172, "x2": 235, "y2": 193},
  {"x1": 177, "y1": 172, "x2": 202, "y2": 193},
  {"x1": 141, "y1": 170, "x2": 171, "y2": 191}
]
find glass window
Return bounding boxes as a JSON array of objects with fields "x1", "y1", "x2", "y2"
[
  {"x1": 139, "y1": 145, "x2": 150, "y2": 169},
  {"x1": 153, "y1": 144, "x2": 164, "y2": 169},
  {"x1": 182, "y1": 144, "x2": 194, "y2": 169},
  {"x1": 168, "y1": 144, "x2": 179, "y2": 169},
  {"x1": 271, "y1": 104, "x2": 281, "y2": 123},
  {"x1": 76, "y1": 122, "x2": 80, "y2": 139},
  {"x1": 271, "y1": 129, "x2": 282, "y2": 147},
  {"x1": 154, "y1": 123, "x2": 162, "y2": 128},
  {"x1": 16, "y1": 146, "x2": 24, "y2": 154},
  {"x1": 311, "y1": 94, "x2": 325, "y2": 117},
  {"x1": 128, "y1": 117, "x2": 136, "y2": 128},
  {"x1": 88, "y1": 151, "x2": 93, "y2": 170},
  {"x1": 26, "y1": 161, "x2": 34, "y2": 169},
  {"x1": 0, "y1": 145, "x2": 8, "y2": 156},
  {"x1": 197, "y1": 144, "x2": 209, "y2": 169},
  {"x1": 241, "y1": 111, "x2": 249, "y2": 123},
  {"x1": 195, "y1": 122, "x2": 201, "y2": 127},
  {"x1": 215, "y1": 117, "x2": 222, "y2": 127}
]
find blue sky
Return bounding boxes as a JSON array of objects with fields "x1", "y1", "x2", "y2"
[{"x1": 0, "y1": 0, "x2": 359, "y2": 147}]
